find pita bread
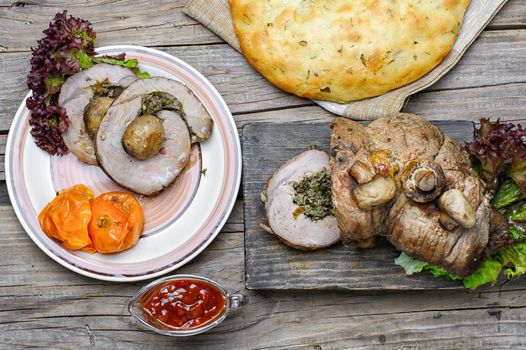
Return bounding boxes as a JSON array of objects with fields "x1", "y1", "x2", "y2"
[{"x1": 229, "y1": 0, "x2": 470, "y2": 103}]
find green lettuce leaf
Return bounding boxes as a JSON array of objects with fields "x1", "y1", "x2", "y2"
[
  {"x1": 395, "y1": 242, "x2": 526, "y2": 289},
  {"x1": 425, "y1": 265, "x2": 463, "y2": 281},
  {"x1": 492, "y1": 178, "x2": 524, "y2": 209},
  {"x1": 94, "y1": 56, "x2": 150, "y2": 78},
  {"x1": 462, "y1": 259, "x2": 502, "y2": 289},
  {"x1": 394, "y1": 252, "x2": 428, "y2": 275},
  {"x1": 509, "y1": 224, "x2": 526, "y2": 242},
  {"x1": 498, "y1": 243, "x2": 526, "y2": 278},
  {"x1": 508, "y1": 201, "x2": 526, "y2": 222}
]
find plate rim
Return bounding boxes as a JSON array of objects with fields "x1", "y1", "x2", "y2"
[{"x1": 5, "y1": 45, "x2": 242, "y2": 282}]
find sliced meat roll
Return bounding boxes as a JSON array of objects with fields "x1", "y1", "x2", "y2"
[
  {"x1": 111, "y1": 77, "x2": 213, "y2": 142},
  {"x1": 96, "y1": 95, "x2": 191, "y2": 196},
  {"x1": 261, "y1": 150, "x2": 339, "y2": 251},
  {"x1": 58, "y1": 64, "x2": 137, "y2": 164}
]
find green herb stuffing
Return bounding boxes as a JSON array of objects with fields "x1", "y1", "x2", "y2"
[
  {"x1": 141, "y1": 91, "x2": 181, "y2": 116},
  {"x1": 292, "y1": 170, "x2": 333, "y2": 221},
  {"x1": 90, "y1": 79, "x2": 123, "y2": 98}
]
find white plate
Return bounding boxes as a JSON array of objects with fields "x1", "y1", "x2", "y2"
[{"x1": 5, "y1": 46, "x2": 241, "y2": 282}]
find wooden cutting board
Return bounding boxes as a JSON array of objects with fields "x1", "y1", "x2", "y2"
[{"x1": 243, "y1": 120, "x2": 475, "y2": 290}]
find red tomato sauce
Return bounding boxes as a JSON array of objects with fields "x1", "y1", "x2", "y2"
[{"x1": 140, "y1": 279, "x2": 225, "y2": 330}]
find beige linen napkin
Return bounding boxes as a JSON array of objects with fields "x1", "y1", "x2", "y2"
[{"x1": 184, "y1": 0, "x2": 508, "y2": 120}]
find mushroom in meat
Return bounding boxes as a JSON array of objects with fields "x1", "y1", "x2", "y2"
[
  {"x1": 350, "y1": 160, "x2": 375, "y2": 184},
  {"x1": 353, "y1": 174, "x2": 397, "y2": 210},
  {"x1": 58, "y1": 64, "x2": 137, "y2": 164},
  {"x1": 438, "y1": 189, "x2": 476, "y2": 229},
  {"x1": 84, "y1": 96, "x2": 115, "y2": 139},
  {"x1": 438, "y1": 212, "x2": 459, "y2": 231},
  {"x1": 122, "y1": 114, "x2": 165, "y2": 160},
  {"x1": 95, "y1": 87, "x2": 191, "y2": 196},
  {"x1": 402, "y1": 161, "x2": 445, "y2": 203}
]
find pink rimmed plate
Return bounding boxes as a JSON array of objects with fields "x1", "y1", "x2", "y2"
[{"x1": 6, "y1": 46, "x2": 241, "y2": 282}]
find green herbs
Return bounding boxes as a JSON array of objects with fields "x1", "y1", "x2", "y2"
[
  {"x1": 292, "y1": 170, "x2": 333, "y2": 221},
  {"x1": 90, "y1": 79, "x2": 124, "y2": 98},
  {"x1": 141, "y1": 92, "x2": 180, "y2": 115}
]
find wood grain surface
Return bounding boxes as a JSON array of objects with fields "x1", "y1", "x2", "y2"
[{"x1": 1, "y1": 1, "x2": 526, "y2": 349}]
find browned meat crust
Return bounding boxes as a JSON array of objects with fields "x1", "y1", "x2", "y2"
[{"x1": 331, "y1": 113, "x2": 509, "y2": 277}]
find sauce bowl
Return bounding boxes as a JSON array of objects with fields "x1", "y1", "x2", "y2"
[{"x1": 128, "y1": 274, "x2": 247, "y2": 336}]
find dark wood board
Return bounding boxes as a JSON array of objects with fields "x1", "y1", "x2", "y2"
[{"x1": 243, "y1": 120, "x2": 475, "y2": 290}]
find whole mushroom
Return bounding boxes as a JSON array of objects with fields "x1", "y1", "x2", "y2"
[
  {"x1": 122, "y1": 114, "x2": 165, "y2": 160},
  {"x1": 353, "y1": 174, "x2": 397, "y2": 210},
  {"x1": 402, "y1": 161, "x2": 445, "y2": 203}
]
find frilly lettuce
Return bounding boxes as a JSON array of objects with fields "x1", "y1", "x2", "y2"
[{"x1": 396, "y1": 242, "x2": 526, "y2": 290}]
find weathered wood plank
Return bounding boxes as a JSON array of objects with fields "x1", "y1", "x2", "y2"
[
  {"x1": 490, "y1": 0, "x2": 526, "y2": 29},
  {"x1": 0, "y1": 0, "x2": 220, "y2": 52},
  {"x1": 242, "y1": 121, "x2": 485, "y2": 290},
  {"x1": 1, "y1": 199, "x2": 526, "y2": 349},
  {"x1": 1, "y1": 2, "x2": 526, "y2": 348}
]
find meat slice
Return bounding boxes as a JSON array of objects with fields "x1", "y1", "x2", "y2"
[
  {"x1": 329, "y1": 117, "x2": 391, "y2": 248},
  {"x1": 113, "y1": 77, "x2": 213, "y2": 142},
  {"x1": 261, "y1": 150, "x2": 339, "y2": 251},
  {"x1": 59, "y1": 64, "x2": 137, "y2": 164}
]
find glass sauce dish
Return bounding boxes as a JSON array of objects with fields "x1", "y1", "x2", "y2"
[{"x1": 128, "y1": 274, "x2": 247, "y2": 336}]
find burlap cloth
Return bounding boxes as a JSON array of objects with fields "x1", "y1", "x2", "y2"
[{"x1": 184, "y1": 0, "x2": 508, "y2": 120}]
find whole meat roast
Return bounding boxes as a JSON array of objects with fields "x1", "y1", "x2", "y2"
[{"x1": 330, "y1": 113, "x2": 511, "y2": 277}]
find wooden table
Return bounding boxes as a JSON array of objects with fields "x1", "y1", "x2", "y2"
[{"x1": 1, "y1": 1, "x2": 526, "y2": 349}]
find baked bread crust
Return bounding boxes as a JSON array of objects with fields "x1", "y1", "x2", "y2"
[{"x1": 229, "y1": 0, "x2": 470, "y2": 103}]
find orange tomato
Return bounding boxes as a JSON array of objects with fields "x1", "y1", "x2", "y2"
[
  {"x1": 88, "y1": 192, "x2": 144, "y2": 254},
  {"x1": 38, "y1": 184, "x2": 95, "y2": 253}
]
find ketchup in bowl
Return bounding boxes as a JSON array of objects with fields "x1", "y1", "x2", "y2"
[
  {"x1": 141, "y1": 279, "x2": 225, "y2": 330},
  {"x1": 129, "y1": 275, "x2": 247, "y2": 336}
]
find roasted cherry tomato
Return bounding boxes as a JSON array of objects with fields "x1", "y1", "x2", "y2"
[
  {"x1": 88, "y1": 192, "x2": 144, "y2": 253},
  {"x1": 38, "y1": 184, "x2": 95, "y2": 253}
]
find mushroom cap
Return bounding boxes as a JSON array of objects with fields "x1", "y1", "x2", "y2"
[
  {"x1": 402, "y1": 160, "x2": 446, "y2": 203},
  {"x1": 96, "y1": 97, "x2": 191, "y2": 196},
  {"x1": 58, "y1": 64, "x2": 137, "y2": 164},
  {"x1": 263, "y1": 150, "x2": 340, "y2": 250}
]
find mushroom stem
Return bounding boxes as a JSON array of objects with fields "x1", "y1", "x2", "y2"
[
  {"x1": 402, "y1": 161, "x2": 445, "y2": 203},
  {"x1": 350, "y1": 160, "x2": 375, "y2": 184},
  {"x1": 415, "y1": 170, "x2": 436, "y2": 192},
  {"x1": 354, "y1": 175, "x2": 396, "y2": 210},
  {"x1": 438, "y1": 189, "x2": 476, "y2": 229}
]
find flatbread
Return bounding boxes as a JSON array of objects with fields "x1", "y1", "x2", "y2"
[{"x1": 229, "y1": 0, "x2": 470, "y2": 103}]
